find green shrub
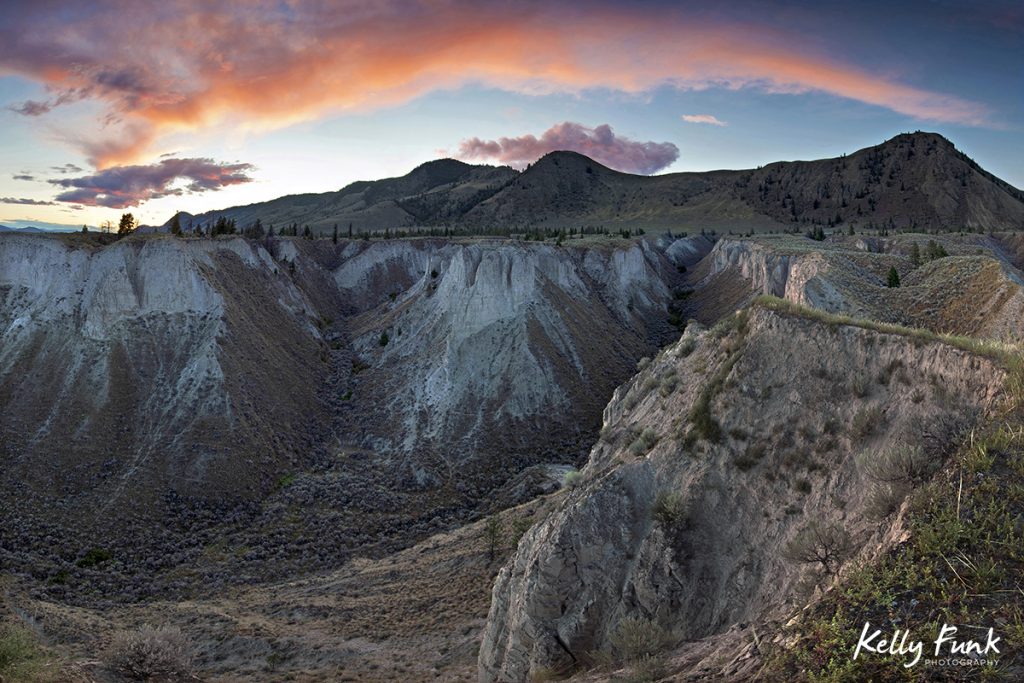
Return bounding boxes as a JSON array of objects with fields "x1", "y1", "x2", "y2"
[
  {"x1": 652, "y1": 491, "x2": 687, "y2": 530},
  {"x1": 609, "y1": 617, "x2": 674, "y2": 663},
  {"x1": 564, "y1": 469, "x2": 582, "y2": 488},
  {"x1": 629, "y1": 428, "x2": 660, "y2": 457},
  {"x1": 0, "y1": 624, "x2": 51, "y2": 682},
  {"x1": 76, "y1": 547, "x2": 111, "y2": 568}
]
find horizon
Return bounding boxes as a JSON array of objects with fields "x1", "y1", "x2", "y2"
[{"x1": 1, "y1": 1, "x2": 1022, "y2": 229}]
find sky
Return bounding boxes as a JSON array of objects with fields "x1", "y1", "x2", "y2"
[{"x1": 0, "y1": 0, "x2": 1021, "y2": 229}]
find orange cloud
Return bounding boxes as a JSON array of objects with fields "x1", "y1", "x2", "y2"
[{"x1": 0, "y1": 1, "x2": 990, "y2": 167}]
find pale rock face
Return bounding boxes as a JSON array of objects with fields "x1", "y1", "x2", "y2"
[
  {"x1": 707, "y1": 239, "x2": 850, "y2": 312},
  {"x1": 479, "y1": 308, "x2": 1005, "y2": 682},
  {"x1": 336, "y1": 239, "x2": 678, "y2": 469},
  {"x1": 663, "y1": 234, "x2": 715, "y2": 268},
  {"x1": 0, "y1": 234, "x2": 326, "y2": 505}
]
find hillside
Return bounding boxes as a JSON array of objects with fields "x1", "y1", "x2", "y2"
[
  {"x1": 178, "y1": 133, "x2": 1024, "y2": 235},
  {"x1": 0, "y1": 231, "x2": 701, "y2": 605},
  {"x1": 481, "y1": 301, "x2": 1018, "y2": 681}
]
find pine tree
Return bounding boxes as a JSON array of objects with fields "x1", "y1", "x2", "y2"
[
  {"x1": 484, "y1": 515, "x2": 503, "y2": 563},
  {"x1": 909, "y1": 242, "x2": 921, "y2": 266},
  {"x1": 332, "y1": 224, "x2": 338, "y2": 244},
  {"x1": 117, "y1": 213, "x2": 135, "y2": 235},
  {"x1": 887, "y1": 267, "x2": 901, "y2": 288},
  {"x1": 169, "y1": 213, "x2": 182, "y2": 236}
]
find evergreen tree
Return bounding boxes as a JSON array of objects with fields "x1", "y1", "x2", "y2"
[
  {"x1": 887, "y1": 266, "x2": 901, "y2": 288},
  {"x1": 484, "y1": 515, "x2": 503, "y2": 563},
  {"x1": 332, "y1": 224, "x2": 338, "y2": 244},
  {"x1": 117, "y1": 213, "x2": 135, "y2": 235},
  {"x1": 909, "y1": 242, "x2": 921, "y2": 266},
  {"x1": 169, "y1": 213, "x2": 182, "y2": 236}
]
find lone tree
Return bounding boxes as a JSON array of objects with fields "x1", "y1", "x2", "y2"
[
  {"x1": 887, "y1": 266, "x2": 901, "y2": 288},
  {"x1": 117, "y1": 213, "x2": 136, "y2": 235},
  {"x1": 483, "y1": 515, "x2": 504, "y2": 563},
  {"x1": 169, "y1": 213, "x2": 182, "y2": 236},
  {"x1": 782, "y1": 520, "x2": 855, "y2": 578},
  {"x1": 332, "y1": 223, "x2": 339, "y2": 244}
]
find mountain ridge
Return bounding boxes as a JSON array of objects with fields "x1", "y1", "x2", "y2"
[{"x1": 170, "y1": 132, "x2": 1024, "y2": 235}]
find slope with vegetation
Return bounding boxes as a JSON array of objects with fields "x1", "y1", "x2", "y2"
[
  {"x1": 177, "y1": 132, "x2": 1024, "y2": 236},
  {"x1": 480, "y1": 294, "x2": 1020, "y2": 682}
]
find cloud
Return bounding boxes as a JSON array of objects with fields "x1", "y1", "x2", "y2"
[
  {"x1": 0, "y1": 196, "x2": 56, "y2": 205},
  {"x1": 9, "y1": 100, "x2": 53, "y2": 116},
  {"x1": 682, "y1": 114, "x2": 727, "y2": 126},
  {"x1": 48, "y1": 157, "x2": 255, "y2": 208},
  {"x1": 50, "y1": 164, "x2": 84, "y2": 174},
  {"x1": 12, "y1": 174, "x2": 36, "y2": 181},
  {"x1": 0, "y1": 2, "x2": 990, "y2": 166},
  {"x1": 456, "y1": 122, "x2": 679, "y2": 174}
]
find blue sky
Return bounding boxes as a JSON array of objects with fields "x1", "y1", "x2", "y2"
[{"x1": 0, "y1": 0, "x2": 1021, "y2": 228}]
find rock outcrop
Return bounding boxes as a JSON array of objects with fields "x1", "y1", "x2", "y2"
[
  {"x1": 701, "y1": 234, "x2": 1024, "y2": 341},
  {"x1": 479, "y1": 305, "x2": 1006, "y2": 681}
]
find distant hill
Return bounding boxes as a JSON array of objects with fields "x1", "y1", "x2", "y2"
[
  {"x1": 187, "y1": 159, "x2": 517, "y2": 234},
  {"x1": 181, "y1": 132, "x2": 1024, "y2": 234},
  {"x1": 0, "y1": 225, "x2": 45, "y2": 233}
]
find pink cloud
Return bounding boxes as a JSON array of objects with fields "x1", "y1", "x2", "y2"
[
  {"x1": 0, "y1": 2, "x2": 991, "y2": 167},
  {"x1": 682, "y1": 114, "x2": 727, "y2": 126},
  {"x1": 456, "y1": 122, "x2": 679, "y2": 174}
]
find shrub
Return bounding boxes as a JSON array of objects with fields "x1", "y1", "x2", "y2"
[
  {"x1": 850, "y1": 406, "x2": 882, "y2": 441},
  {"x1": 794, "y1": 478, "x2": 812, "y2": 494},
  {"x1": 658, "y1": 375, "x2": 678, "y2": 397},
  {"x1": 106, "y1": 625, "x2": 193, "y2": 682},
  {"x1": 636, "y1": 357, "x2": 651, "y2": 371},
  {"x1": 609, "y1": 617, "x2": 674, "y2": 663},
  {"x1": 864, "y1": 481, "x2": 909, "y2": 520},
  {"x1": 850, "y1": 374, "x2": 871, "y2": 398},
  {"x1": 652, "y1": 491, "x2": 686, "y2": 530},
  {"x1": 378, "y1": 331, "x2": 389, "y2": 347},
  {"x1": 564, "y1": 469, "x2": 582, "y2": 488},
  {"x1": 735, "y1": 443, "x2": 766, "y2": 471},
  {"x1": 0, "y1": 623, "x2": 51, "y2": 682},
  {"x1": 76, "y1": 547, "x2": 112, "y2": 568},
  {"x1": 690, "y1": 400, "x2": 721, "y2": 443},
  {"x1": 676, "y1": 338, "x2": 696, "y2": 357},
  {"x1": 858, "y1": 445, "x2": 932, "y2": 484},
  {"x1": 629, "y1": 428, "x2": 659, "y2": 457},
  {"x1": 782, "y1": 521, "x2": 855, "y2": 577}
]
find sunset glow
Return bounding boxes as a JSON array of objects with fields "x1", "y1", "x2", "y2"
[{"x1": 1, "y1": 0, "x2": 1020, "y2": 228}]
